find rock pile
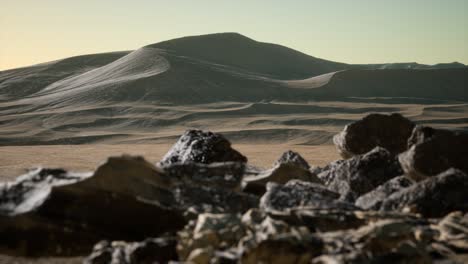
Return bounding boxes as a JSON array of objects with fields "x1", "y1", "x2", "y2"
[{"x1": 0, "y1": 121, "x2": 467, "y2": 263}]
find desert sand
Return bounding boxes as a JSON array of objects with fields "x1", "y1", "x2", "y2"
[{"x1": 0, "y1": 143, "x2": 338, "y2": 181}]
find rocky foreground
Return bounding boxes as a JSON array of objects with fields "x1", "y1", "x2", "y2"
[{"x1": 1, "y1": 114, "x2": 467, "y2": 263}]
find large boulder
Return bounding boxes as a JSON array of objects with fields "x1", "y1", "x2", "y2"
[
  {"x1": 399, "y1": 128, "x2": 468, "y2": 181},
  {"x1": 318, "y1": 147, "x2": 403, "y2": 201},
  {"x1": 243, "y1": 151, "x2": 321, "y2": 195},
  {"x1": 355, "y1": 176, "x2": 414, "y2": 210},
  {"x1": 159, "y1": 130, "x2": 247, "y2": 166},
  {"x1": 380, "y1": 168, "x2": 468, "y2": 217},
  {"x1": 333, "y1": 113, "x2": 415, "y2": 159}
]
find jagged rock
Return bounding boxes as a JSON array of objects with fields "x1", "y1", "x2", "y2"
[
  {"x1": 243, "y1": 151, "x2": 321, "y2": 195},
  {"x1": 162, "y1": 162, "x2": 245, "y2": 191},
  {"x1": 84, "y1": 237, "x2": 178, "y2": 264},
  {"x1": 287, "y1": 209, "x2": 367, "y2": 232},
  {"x1": 315, "y1": 219, "x2": 432, "y2": 264},
  {"x1": 333, "y1": 113, "x2": 415, "y2": 158},
  {"x1": 239, "y1": 214, "x2": 323, "y2": 264},
  {"x1": 177, "y1": 213, "x2": 244, "y2": 261},
  {"x1": 240, "y1": 232, "x2": 323, "y2": 264},
  {"x1": 380, "y1": 169, "x2": 468, "y2": 217},
  {"x1": 407, "y1": 125, "x2": 455, "y2": 148},
  {"x1": 432, "y1": 211, "x2": 468, "y2": 256},
  {"x1": 0, "y1": 156, "x2": 185, "y2": 256},
  {"x1": 318, "y1": 147, "x2": 403, "y2": 201},
  {"x1": 159, "y1": 130, "x2": 247, "y2": 166},
  {"x1": 399, "y1": 129, "x2": 468, "y2": 181},
  {"x1": 274, "y1": 150, "x2": 310, "y2": 169},
  {"x1": 260, "y1": 180, "x2": 357, "y2": 213},
  {"x1": 174, "y1": 184, "x2": 259, "y2": 218},
  {"x1": 356, "y1": 176, "x2": 414, "y2": 210}
]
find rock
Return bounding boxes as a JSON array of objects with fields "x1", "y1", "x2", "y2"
[
  {"x1": 177, "y1": 213, "x2": 244, "y2": 261},
  {"x1": 162, "y1": 162, "x2": 245, "y2": 191},
  {"x1": 333, "y1": 113, "x2": 415, "y2": 158},
  {"x1": 399, "y1": 129, "x2": 468, "y2": 181},
  {"x1": 260, "y1": 180, "x2": 357, "y2": 213},
  {"x1": 355, "y1": 176, "x2": 414, "y2": 210},
  {"x1": 240, "y1": 233, "x2": 323, "y2": 264},
  {"x1": 380, "y1": 169, "x2": 468, "y2": 217},
  {"x1": 288, "y1": 208, "x2": 367, "y2": 232},
  {"x1": 84, "y1": 237, "x2": 178, "y2": 264},
  {"x1": 274, "y1": 150, "x2": 310, "y2": 169},
  {"x1": 432, "y1": 211, "x2": 468, "y2": 255},
  {"x1": 174, "y1": 184, "x2": 258, "y2": 218},
  {"x1": 159, "y1": 130, "x2": 247, "y2": 166},
  {"x1": 239, "y1": 214, "x2": 323, "y2": 264},
  {"x1": 315, "y1": 219, "x2": 432, "y2": 264},
  {"x1": 318, "y1": 147, "x2": 403, "y2": 201},
  {"x1": 243, "y1": 151, "x2": 321, "y2": 195},
  {"x1": 407, "y1": 125, "x2": 454, "y2": 148},
  {"x1": 0, "y1": 156, "x2": 186, "y2": 256}
]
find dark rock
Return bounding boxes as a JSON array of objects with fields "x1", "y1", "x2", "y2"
[
  {"x1": 274, "y1": 150, "x2": 310, "y2": 169},
  {"x1": 243, "y1": 151, "x2": 321, "y2": 195},
  {"x1": 356, "y1": 176, "x2": 414, "y2": 210},
  {"x1": 333, "y1": 113, "x2": 415, "y2": 158},
  {"x1": 399, "y1": 129, "x2": 468, "y2": 181},
  {"x1": 162, "y1": 162, "x2": 245, "y2": 191},
  {"x1": 380, "y1": 169, "x2": 468, "y2": 217},
  {"x1": 318, "y1": 147, "x2": 403, "y2": 201},
  {"x1": 174, "y1": 184, "x2": 259, "y2": 217},
  {"x1": 260, "y1": 180, "x2": 357, "y2": 213},
  {"x1": 85, "y1": 237, "x2": 178, "y2": 264},
  {"x1": 159, "y1": 130, "x2": 247, "y2": 166},
  {"x1": 407, "y1": 125, "x2": 454, "y2": 148}
]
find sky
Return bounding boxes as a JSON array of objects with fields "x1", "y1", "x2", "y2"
[{"x1": 1, "y1": 0, "x2": 467, "y2": 70}]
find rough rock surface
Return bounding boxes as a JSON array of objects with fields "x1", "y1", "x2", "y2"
[
  {"x1": 159, "y1": 130, "x2": 247, "y2": 166},
  {"x1": 162, "y1": 162, "x2": 245, "y2": 191},
  {"x1": 355, "y1": 176, "x2": 414, "y2": 210},
  {"x1": 84, "y1": 237, "x2": 178, "y2": 264},
  {"x1": 333, "y1": 113, "x2": 415, "y2": 158},
  {"x1": 399, "y1": 128, "x2": 468, "y2": 181},
  {"x1": 0, "y1": 115, "x2": 467, "y2": 263},
  {"x1": 318, "y1": 147, "x2": 403, "y2": 201},
  {"x1": 380, "y1": 168, "x2": 468, "y2": 217},
  {"x1": 243, "y1": 151, "x2": 321, "y2": 195},
  {"x1": 260, "y1": 180, "x2": 357, "y2": 213}
]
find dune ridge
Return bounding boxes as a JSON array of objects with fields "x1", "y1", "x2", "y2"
[{"x1": 0, "y1": 32, "x2": 467, "y2": 146}]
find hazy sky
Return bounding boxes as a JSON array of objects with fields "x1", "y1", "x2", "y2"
[{"x1": 1, "y1": 0, "x2": 467, "y2": 70}]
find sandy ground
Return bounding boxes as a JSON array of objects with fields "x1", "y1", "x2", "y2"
[{"x1": 0, "y1": 143, "x2": 338, "y2": 181}]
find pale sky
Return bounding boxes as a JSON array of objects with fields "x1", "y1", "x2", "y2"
[{"x1": 1, "y1": 0, "x2": 467, "y2": 70}]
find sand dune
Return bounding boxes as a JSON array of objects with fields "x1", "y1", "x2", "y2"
[{"x1": 0, "y1": 32, "x2": 467, "y2": 147}]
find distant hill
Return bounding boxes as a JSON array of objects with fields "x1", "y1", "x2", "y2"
[{"x1": 0, "y1": 32, "x2": 466, "y2": 105}]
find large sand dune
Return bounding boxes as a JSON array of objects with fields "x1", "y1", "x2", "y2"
[{"x1": 0, "y1": 32, "x2": 467, "y2": 148}]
